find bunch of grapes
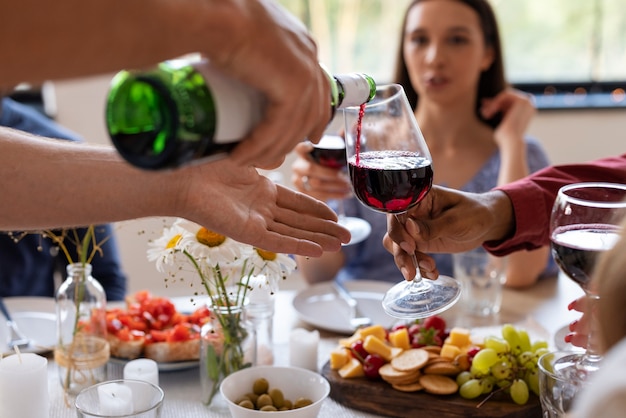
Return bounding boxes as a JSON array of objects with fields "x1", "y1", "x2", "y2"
[{"x1": 456, "y1": 324, "x2": 549, "y2": 405}]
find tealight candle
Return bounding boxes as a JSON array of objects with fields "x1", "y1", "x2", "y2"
[
  {"x1": 97, "y1": 382, "x2": 134, "y2": 415},
  {"x1": 123, "y1": 358, "x2": 159, "y2": 386},
  {"x1": 0, "y1": 352, "x2": 49, "y2": 418},
  {"x1": 289, "y1": 328, "x2": 319, "y2": 371}
]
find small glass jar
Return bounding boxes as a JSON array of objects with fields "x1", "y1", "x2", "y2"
[
  {"x1": 54, "y1": 263, "x2": 109, "y2": 395},
  {"x1": 199, "y1": 304, "x2": 256, "y2": 411},
  {"x1": 246, "y1": 282, "x2": 275, "y2": 366}
]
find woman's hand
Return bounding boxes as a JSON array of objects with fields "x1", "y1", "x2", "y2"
[{"x1": 481, "y1": 88, "x2": 536, "y2": 150}]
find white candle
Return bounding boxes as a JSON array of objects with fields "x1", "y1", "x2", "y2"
[
  {"x1": 0, "y1": 353, "x2": 49, "y2": 418},
  {"x1": 97, "y1": 382, "x2": 134, "y2": 415},
  {"x1": 289, "y1": 328, "x2": 319, "y2": 371},
  {"x1": 123, "y1": 358, "x2": 159, "y2": 386},
  {"x1": 123, "y1": 359, "x2": 160, "y2": 411}
]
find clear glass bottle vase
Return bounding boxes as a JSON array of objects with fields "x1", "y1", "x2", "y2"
[
  {"x1": 54, "y1": 262, "x2": 109, "y2": 396},
  {"x1": 200, "y1": 303, "x2": 256, "y2": 410}
]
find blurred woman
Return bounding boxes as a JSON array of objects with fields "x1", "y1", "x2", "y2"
[{"x1": 292, "y1": 0, "x2": 555, "y2": 288}]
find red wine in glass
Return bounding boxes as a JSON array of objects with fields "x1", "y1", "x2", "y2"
[
  {"x1": 348, "y1": 150, "x2": 433, "y2": 213},
  {"x1": 309, "y1": 134, "x2": 372, "y2": 245},
  {"x1": 310, "y1": 135, "x2": 347, "y2": 169},
  {"x1": 551, "y1": 224, "x2": 621, "y2": 290}
]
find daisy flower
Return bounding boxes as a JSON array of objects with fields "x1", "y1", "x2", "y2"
[
  {"x1": 247, "y1": 248, "x2": 296, "y2": 293},
  {"x1": 147, "y1": 222, "x2": 190, "y2": 272},
  {"x1": 176, "y1": 220, "x2": 248, "y2": 267}
]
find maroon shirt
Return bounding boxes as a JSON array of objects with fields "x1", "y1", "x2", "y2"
[{"x1": 484, "y1": 153, "x2": 626, "y2": 256}]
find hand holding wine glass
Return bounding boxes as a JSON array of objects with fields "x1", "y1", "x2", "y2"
[
  {"x1": 549, "y1": 182, "x2": 626, "y2": 380},
  {"x1": 343, "y1": 84, "x2": 461, "y2": 319}
]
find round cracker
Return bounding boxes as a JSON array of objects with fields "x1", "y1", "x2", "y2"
[
  {"x1": 390, "y1": 348, "x2": 429, "y2": 372},
  {"x1": 423, "y1": 361, "x2": 462, "y2": 376},
  {"x1": 392, "y1": 381, "x2": 424, "y2": 392},
  {"x1": 419, "y1": 374, "x2": 458, "y2": 395}
]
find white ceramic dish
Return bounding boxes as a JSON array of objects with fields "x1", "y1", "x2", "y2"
[
  {"x1": 0, "y1": 297, "x2": 56, "y2": 355},
  {"x1": 292, "y1": 280, "x2": 397, "y2": 334},
  {"x1": 220, "y1": 365, "x2": 330, "y2": 418}
]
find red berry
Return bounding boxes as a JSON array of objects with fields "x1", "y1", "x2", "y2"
[
  {"x1": 466, "y1": 346, "x2": 481, "y2": 363},
  {"x1": 362, "y1": 354, "x2": 386, "y2": 379},
  {"x1": 350, "y1": 340, "x2": 368, "y2": 360},
  {"x1": 422, "y1": 315, "x2": 447, "y2": 336}
]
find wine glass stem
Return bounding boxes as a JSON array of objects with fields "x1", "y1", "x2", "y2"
[
  {"x1": 335, "y1": 198, "x2": 347, "y2": 222},
  {"x1": 394, "y1": 213, "x2": 424, "y2": 286},
  {"x1": 579, "y1": 292, "x2": 602, "y2": 374}
]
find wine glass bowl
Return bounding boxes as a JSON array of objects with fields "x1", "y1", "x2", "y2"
[
  {"x1": 549, "y1": 182, "x2": 626, "y2": 381},
  {"x1": 309, "y1": 134, "x2": 372, "y2": 246},
  {"x1": 343, "y1": 84, "x2": 461, "y2": 319}
]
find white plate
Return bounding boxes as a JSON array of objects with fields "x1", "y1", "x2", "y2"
[
  {"x1": 109, "y1": 356, "x2": 199, "y2": 372},
  {"x1": 0, "y1": 297, "x2": 57, "y2": 355},
  {"x1": 292, "y1": 280, "x2": 397, "y2": 334}
]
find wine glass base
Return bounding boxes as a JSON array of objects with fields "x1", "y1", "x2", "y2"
[
  {"x1": 339, "y1": 216, "x2": 372, "y2": 246},
  {"x1": 382, "y1": 276, "x2": 462, "y2": 319}
]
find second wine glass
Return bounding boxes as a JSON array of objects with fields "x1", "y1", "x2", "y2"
[{"x1": 343, "y1": 84, "x2": 461, "y2": 319}]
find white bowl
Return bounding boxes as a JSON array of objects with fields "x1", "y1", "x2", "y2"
[{"x1": 220, "y1": 365, "x2": 330, "y2": 418}]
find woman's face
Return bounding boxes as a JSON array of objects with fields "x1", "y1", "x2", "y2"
[{"x1": 403, "y1": 0, "x2": 494, "y2": 106}]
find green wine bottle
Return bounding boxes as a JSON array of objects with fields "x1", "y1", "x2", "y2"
[{"x1": 105, "y1": 55, "x2": 376, "y2": 170}]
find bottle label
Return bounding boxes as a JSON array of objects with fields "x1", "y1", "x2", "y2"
[
  {"x1": 335, "y1": 73, "x2": 373, "y2": 108},
  {"x1": 192, "y1": 59, "x2": 265, "y2": 144}
]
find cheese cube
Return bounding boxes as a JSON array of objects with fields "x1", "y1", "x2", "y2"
[
  {"x1": 357, "y1": 324, "x2": 387, "y2": 341},
  {"x1": 388, "y1": 328, "x2": 411, "y2": 350},
  {"x1": 329, "y1": 347, "x2": 350, "y2": 370},
  {"x1": 363, "y1": 335, "x2": 393, "y2": 361},
  {"x1": 448, "y1": 327, "x2": 471, "y2": 348},
  {"x1": 440, "y1": 343, "x2": 461, "y2": 360},
  {"x1": 338, "y1": 357, "x2": 365, "y2": 378}
]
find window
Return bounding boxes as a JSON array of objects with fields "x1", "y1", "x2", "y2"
[{"x1": 278, "y1": 0, "x2": 626, "y2": 109}]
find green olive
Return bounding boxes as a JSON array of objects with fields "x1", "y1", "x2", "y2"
[
  {"x1": 256, "y1": 393, "x2": 273, "y2": 409},
  {"x1": 268, "y1": 388, "x2": 285, "y2": 409},
  {"x1": 293, "y1": 397, "x2": 313, "y2": 409},
  {"x1": 237, "y1": 399, "x2": 255, "y2": 409},
  {"x1": 252, "y1": 378, "x2": 270, "y2": 395}
]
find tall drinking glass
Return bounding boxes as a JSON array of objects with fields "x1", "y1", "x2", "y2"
[{"x1": 343, "y1": 84, "x2": 461, "y2": 319}]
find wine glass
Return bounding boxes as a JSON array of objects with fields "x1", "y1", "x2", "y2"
[
  {"x1": 309, "y1": 132, "x2": 372, "y2": 246},
  {"x1": 549, "y1": 182, "x2": 626, "y2": 381},
  {"x1": 343, "y1": 84, "x2": 461, "y2": 319}
]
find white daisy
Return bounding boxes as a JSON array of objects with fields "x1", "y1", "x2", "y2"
[
  {"x1": 176, "y1": 220, "x2": 250, "y2": 267},
  {"x1": 146, "y1": 223, "x2": 190, "y2": 272},
  {"x1": 247, "y1": 248, "x2": 297, "y2": 291}
]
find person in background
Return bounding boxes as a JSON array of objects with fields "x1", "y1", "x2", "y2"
[
  {"x1": 0, "y1": 95, "x2": 127, "y2": 301},
  {"x1": 0, "y1": 0, "x2": 351, "y2": 256},
  {"x1": 292, "y1": 0, "x2": 554, "y2": 287}
]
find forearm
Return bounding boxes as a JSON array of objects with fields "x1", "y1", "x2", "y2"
[
  {"x1": 496, "y1": 136, "x2": 529, "y2": 186},
  {"x1": 503, "y1": 247, "x2": 550, "y2": 288},
  {"x1": 0, "y1": 128, "x2": 182, "y2": 229},
  {"x1": 0, "y1": 0, "x2": 253, "y2": 86}
]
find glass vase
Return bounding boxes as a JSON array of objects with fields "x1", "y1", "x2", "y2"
[
  {"x1": 54, "y1": 263, "x2": 109, "y2": 396},
  {"x1": 200, "y1": 303, "x2": 256, "y2": 411}
]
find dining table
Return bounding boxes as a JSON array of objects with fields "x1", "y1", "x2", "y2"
[{"x1": 2, "y1": 272, "x2": 584, "y2": 418}]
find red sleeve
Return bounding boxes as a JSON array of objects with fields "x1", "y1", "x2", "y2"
[{"x1": 484, "y1": 153, "x2": 626, "y2": 256}]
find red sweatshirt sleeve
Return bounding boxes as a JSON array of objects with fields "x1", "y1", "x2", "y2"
[{"x1": 484, "y1": 153, "x2": 626, "y2": 256}]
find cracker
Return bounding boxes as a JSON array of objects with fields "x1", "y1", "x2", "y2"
[
  {"x1": 423, "y1": 361, "x2": 462, "y2": 376},
  {"x1": 419, "y1": 374, "x2": 458, "y2": 395},
  {"x1": 422, "y1": 345, "x2": 442, "y2": 355},
  {"x1": 392, "y1": 381, "x2": 424, "y2": 392},
  {"x1": 390, "y1": 348, "x2": 429, "y2": 372},
  {"x1": 379, "y1": 363, "x2": 420, "y2": 385}
]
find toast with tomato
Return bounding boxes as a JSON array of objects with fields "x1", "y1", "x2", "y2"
[{"x1": 106, "y1": 290, "x2": 211, "y2": 362}]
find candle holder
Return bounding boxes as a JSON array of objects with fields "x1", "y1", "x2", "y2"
[{"x1": 75, "y1": 379, "x2": 164, "y2": 418}]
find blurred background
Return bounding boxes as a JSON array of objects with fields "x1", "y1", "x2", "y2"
[{"x1": 14, "y1": 0, "x2": 625, "y2": 296}]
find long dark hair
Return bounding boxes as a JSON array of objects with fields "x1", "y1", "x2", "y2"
[{"x1": 392, "y1": 0, "x2": 507, "y2": 128}]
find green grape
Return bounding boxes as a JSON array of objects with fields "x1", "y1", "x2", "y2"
[
  {"x1": 472, "y1": 348, "x2": 499, "y2": 373},
  {"x1": 469, "y1": 364, "x2": 486, "y2": 379},
  {"x1": 484, "y1": 336, "x2": 510, "y2": 353},
  {"x1": 491, "y1": 361, "x2": 514, "y2": 380},
  {"x1": 456, "y1": 371, "x2": 472, "y2": 386},
  {"x1": 501, "y1": 324, "x2": 522, "y2": 353},
  {"x1": 480, "y1": 376, "x2": 496, "y2": 394},
  {"x1": 534, "y1": 347, "x2": 549, "y2": 360},
  {"x1": 525, "y1": 369, "x2": 540, "y2": 396},
  {"x1": 510, "y1": 379, "x2": 529, "y2": 405},
  {"x1": 459, "y1": 379, "x2": 483, "y2": 400},
  {"x1": 531, "y1": 340, "x2": 548, "y2": 352},
  {"x1": 517, "y1": 329, "x2": 532, "y2": 352},
  {"x1": 517, "y1": 351, "x2": 534, "y2": 366},
  {"x1": 496, "y1": 379, "x2": 512, "y2": 389}
]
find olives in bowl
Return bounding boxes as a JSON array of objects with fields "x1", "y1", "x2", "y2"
[{"x1": 220, "y1": 366, "x2": 330, "y2": 417}]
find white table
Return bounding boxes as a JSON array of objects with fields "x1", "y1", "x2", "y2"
[{"x1": 8, "y1": 273, "x2": 584, "y2": 417}]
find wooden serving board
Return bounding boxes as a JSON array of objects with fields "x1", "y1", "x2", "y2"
[{"x1": 321, "y1": 362, "x2": 542, "y2": 418}]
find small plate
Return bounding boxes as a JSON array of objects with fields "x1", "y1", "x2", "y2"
[
  {"x1": 293, "y1": 280, "x2": 397, "y2": 334},
  {"x1": 0, "y1": 296, "x2": 57, "y2": 355}
]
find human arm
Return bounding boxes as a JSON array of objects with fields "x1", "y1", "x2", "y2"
[
  {"x1": 481, "y1": 89, "x2": 550, "y2": 287},
  {"x1": 0, "y1": 128, "x2": 350, "y2": 256},
  {"x1": 384, "y1": 154, "x2": 626, "y2": 281},
  {"x1": 1, "y1": 0, "x2": 330, "y2": 169}
]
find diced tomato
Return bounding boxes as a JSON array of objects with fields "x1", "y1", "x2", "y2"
[
  {"x1": 168, "y1": 324, "x2": 192, "y2": 342},
  {"x1": 147, "y1": 329, "x2": 170, "y2": 344},
  {"x1": 188, "y1": 306, "x2": 211, "y2": 326}
]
